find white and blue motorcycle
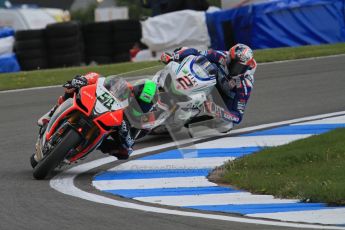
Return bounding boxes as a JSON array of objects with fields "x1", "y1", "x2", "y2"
[{"x1": 146, "y1": 55, "x2": 234, "y2": 136}]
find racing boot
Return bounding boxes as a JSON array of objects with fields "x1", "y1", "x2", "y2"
[
  {"x1": 37, "y1": 95, "x2": 66, "y2": 127},
  {"x1": 215, "y1": 120, "x2": 233, "y2": 133},
  {"x1": 37, "y1": 105, "x2": 58, "y2": 127},
  {"x1": 109, "y1": 147, "x2": 132, "y2": 160},
  {"x1": 98, "y1": 139, "x2": 131, "y2": 160}
]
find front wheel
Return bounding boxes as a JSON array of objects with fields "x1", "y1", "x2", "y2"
[
  {"x1": 33, "y1": 129, "x2": 81, "y2": 180},
  {"x1": 30, "y1": 154, "x2": 38, "y2": 168}
]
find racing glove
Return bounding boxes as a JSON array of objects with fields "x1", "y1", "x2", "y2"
[
  {"x1": 160, "y1": 52, "x2": 173, "y2": 64},
  {"x1": 63, "y1": 75, "x2": 88, "y2": 89}
]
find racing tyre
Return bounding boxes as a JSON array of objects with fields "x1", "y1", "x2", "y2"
[
  {"x1": 15, "y1": 39, "x2": 45, "y2": 51},
  {"x1": 30, "y1": 154, "x2": 38, "y2": 168},
  {"x1": 46, "y1": 22, "x2": 81, "y2": 38},
  {"x1": 83, "y1": 21, "x2": 112, "y2": 34},
  {"x1": 85, "y1": 43, "x2": 112, "y2": 56},
  {"x1": 16, "y1": 49, "x2": 46, "y2": 59},
  {"x1": 19, "y1": 58, "x2": 48, "y2": 70},
  {"x1": 113, "y1": 42, "x2": 136, "y2": 53},
  {"x1": 84, "y1": 34, "x2": 113, "y2": 43},
  {"x1": 48, "y1": 52, "x2": 82, "y2": 68},
  {"x1": 112, "y1": 20, "x2": 141, "y2": 31},
  {"x1": 112, "y1": 31, "x2": 141, "y2": 43},
  {"x1": 33, "y1": 129, "x2": 81, "y2": 180},
  {"x1": 15, "y1": 29, "x2": 44, "y2": 41},
  {"x1": 112, "y1": 53, "x2": 130, "y2": 63},
  {"x1": 47, "y1": 36, "x2": 80, "y2": 49},
  {"x1": 48, "y1": 46, "x2": 82, "y2": 56}
]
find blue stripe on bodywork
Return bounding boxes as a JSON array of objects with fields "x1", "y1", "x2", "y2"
[{"x1": 103, "y1": 186, "x2": 241, "y2": 198}]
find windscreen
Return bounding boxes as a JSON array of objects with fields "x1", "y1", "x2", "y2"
[
  {"x1": 192, "y1": 56, "x2": 217, "y2": 80},
  {"x1": 103, "y1": 77, "x2": 130, "y2": 102}
]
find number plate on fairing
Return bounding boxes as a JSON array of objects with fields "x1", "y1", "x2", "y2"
[{"x1": 95, "y1": 78, "x2": 128, "y2": 114}]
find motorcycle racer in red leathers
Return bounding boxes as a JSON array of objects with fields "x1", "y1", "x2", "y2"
[{"x1": 38, "y1": 72, "x2": 157, "y2": 160}]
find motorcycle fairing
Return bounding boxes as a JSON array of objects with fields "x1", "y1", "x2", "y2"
[{"x1": 43, "y1": 79, "x2": 125, "y2": 163}]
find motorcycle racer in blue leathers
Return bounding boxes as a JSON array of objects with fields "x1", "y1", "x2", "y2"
[{"x1": 160, "y1": 43, "x2": 257, "y2": 130}]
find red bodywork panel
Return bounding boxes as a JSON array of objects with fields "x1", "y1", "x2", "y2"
[
  {"x1": 95, "y1": 110, "x2": 123, "y2": 128},
  {"x1": 79, "y1": 85, "x2": 97, "y2": 116},
  {"x1": 45, "y1": 81, "x2": 124, "y2": 163}
]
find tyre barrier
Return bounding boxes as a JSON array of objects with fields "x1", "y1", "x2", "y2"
[
  {"x1": 83, "y1": 20, "x2": 142, "y2": 64},
  {"x1": 14, "y1": 29, "x2": 47, "y2": 70},
  {"x1": 83, "y1": 21, "x2": 113, "y2": 65},
  {"x1": 46, "y1": 21, "x2": 83, "y2": 68},
  {"x1": 112, "y1": 20, "x2": 142, "y2": 63},
  {"x1": 13, "y1": 20, "x2": 144, "y2": 71}
]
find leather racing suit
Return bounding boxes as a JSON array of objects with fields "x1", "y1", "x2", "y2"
[{"x1": 169, "y1": 48, "x2": 256, "y2": 125}]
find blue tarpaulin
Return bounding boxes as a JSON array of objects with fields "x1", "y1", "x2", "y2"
[
  {"x1": 0, "y1": 27, "x2": 15, "y2": 39},
  {"x1": 0, "y1": 53, "x2": 21, "y2": 73},
  {"x1": 206, "y1": 0, "x2": 345, "y2": 49},
  {"x1": 0, "y1": 27, "x2": 20, "y2": 73}
]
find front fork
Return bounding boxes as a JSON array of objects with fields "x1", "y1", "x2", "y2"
[
  {"x1": 35, "y1": 111, "x2": 100, "y2": 164},
  {"x1": 35, "y1": 121, "x2": 71, "y2": 162}
]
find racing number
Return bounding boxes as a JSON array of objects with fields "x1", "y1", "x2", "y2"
[
  {"x1": 97, "y1": 92, "x2": 115, "y2": 110},
  {"x1": 177, "y1": 76, "x2": 194, "y2": 89}
]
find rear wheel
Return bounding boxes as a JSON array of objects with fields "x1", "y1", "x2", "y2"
[{"x1": 33, "y1": 129, "x2": 81, "y2": 180}]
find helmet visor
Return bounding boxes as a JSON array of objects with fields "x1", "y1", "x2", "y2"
[
  {"x1": 228, "y1": 61, "x2": 249, "y2": 77},
  {"x1": 139, "y1": 80, "x2": 157, "y2": 103}
]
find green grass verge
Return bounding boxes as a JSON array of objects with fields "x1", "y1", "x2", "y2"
[
  {"x1": 254, "y1": 42, "x2": 345, "y2": 62},
  {"x1": 0, "y1": 43, "x2": 345, "y2": 91},
  {"x1": 0, "y1": 61, "x2": 160, "y2": 91},
  {"x1": 217, "y1": 128, "x2": 345, "y2": 205}
]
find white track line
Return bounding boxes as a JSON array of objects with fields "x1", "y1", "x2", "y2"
[
  {"x1": 292, "y1": 115, "x2": 345, "y2": 125},
  {"x1": 50, "y1": 111, "x2": 345, "y2": 230},
  {"x1": 196, "y1": 134, "x2": 311, "y2": 149},
  {"x1": 114, "y1": 157, "x2": 236, "y2": 171},
  {"x1": 136, "y1": 193, "x2": 299, "y2": 206},
  {"x1": 0, "y1": 84, "x2": 61, "y2": 93},
  {"x1": 93, "y1": 176, "x2": 215, "y2": 190},
  {"x1": 248, "y1": 208, "x2": 345, "y2": 226},
  {"x1": 2, "y1": 54, "x2": 344, "y2": 94}
]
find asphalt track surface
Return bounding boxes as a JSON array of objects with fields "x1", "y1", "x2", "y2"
[{"x1": 1, "y1": 55, "x2": 345, "y2": 230}]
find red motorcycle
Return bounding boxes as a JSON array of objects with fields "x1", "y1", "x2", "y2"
[{"x1": 31, "y1": 77, "x2": 130, "y2": 179}]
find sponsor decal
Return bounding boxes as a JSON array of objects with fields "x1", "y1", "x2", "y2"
[
  {"x1": 219, "y1": 56, "x2": 227, "y2": 67},
  {"x1": 238, "y1": 101, "x2": 246, "y2": 111},
  {"x1": 241, "y1": 80, "x2": 248, "y2": 96},
  {"x1": 83, "y1": 90, "x2": 94, "y2": 100},
  {"x1": 109, "y1": 112, "x2": 118, "y2": 122},
  {"x1": 177, "y1": 74, "x2": 197, "y2": 89},
  {"x1": 222, "y1": 110, "x2": 239, "y2": 122}
]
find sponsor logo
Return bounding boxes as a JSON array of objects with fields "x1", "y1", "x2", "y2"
[
  {"x1": 110, "y1": 112, "x2": 118, "y2": 122},
  {"x1": 85, "y1": 72, "x2": 99, "y2": 79},
  {"x1": 238, "y1": 101, "x2": 246, "y2": 111},
  {"x1": 83, "y1": 91, "x2": 94, "y2": 100},
  {"x1": 223, "y1": 111, "x2": 239, "y2": 122}
]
